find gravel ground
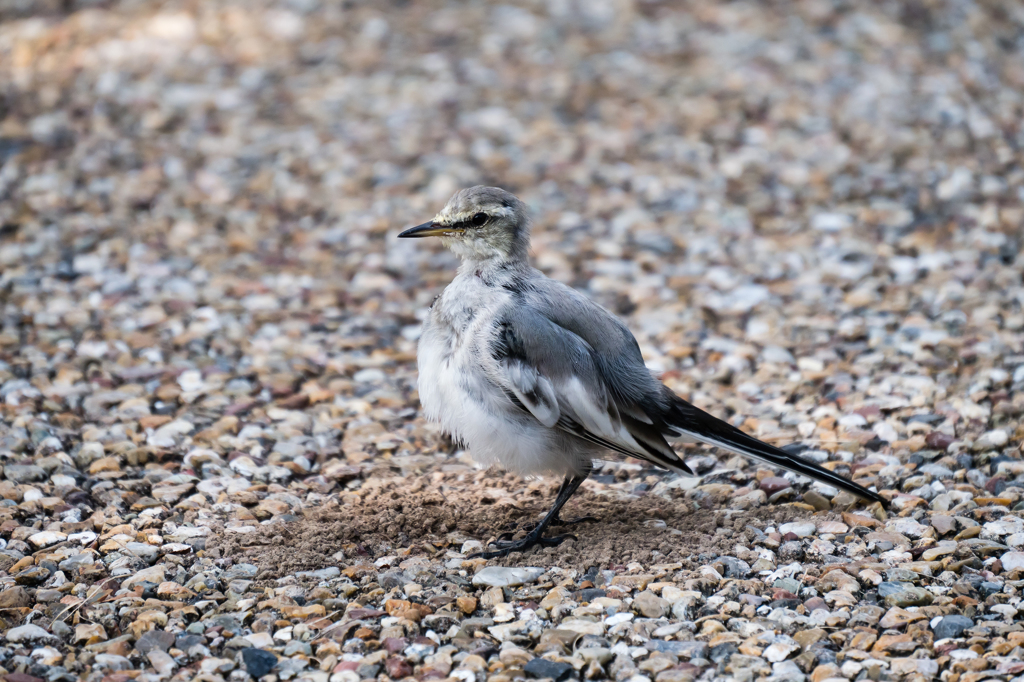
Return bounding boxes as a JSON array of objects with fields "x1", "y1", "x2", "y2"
[{"x1": 1, "y1": 1, "x2": 1024, "y2": 681}]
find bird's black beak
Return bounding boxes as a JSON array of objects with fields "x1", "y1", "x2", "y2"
[{"x1": 398, "y1": 221, "x2": 455, "y2": 238}]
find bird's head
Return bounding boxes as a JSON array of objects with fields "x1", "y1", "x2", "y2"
[{"x1": 398, "y1": 186, "x2": 530, "y2": 261}]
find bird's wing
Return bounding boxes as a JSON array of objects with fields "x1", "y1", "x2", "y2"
[
  {"x1": 491, "y1": 304, "x2": 692, "y2": 474},
  {"x1": 517, "y1": 276, "x2": 888, "y2": 507}
]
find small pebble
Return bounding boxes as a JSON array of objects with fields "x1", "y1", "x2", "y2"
[{"x1": 472, "y1": 567, "x2": 545, "y2": 588}]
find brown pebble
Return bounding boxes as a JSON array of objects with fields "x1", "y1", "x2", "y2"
[
  {"x1": 759, "y1": 477, "x2": 791, "y2": 495},
  {"x1": 925, "y1": 431, "x2": 954, "y2": 450},
  {"x1": 954, "y1": 526, "x2": 981, "y2": 540},
  {"x1": 802, "y1": 491, "x2": 831, "y2": 511},
  {"x1": 456, "y1": 596, "x2": 477, "y2": 615}
]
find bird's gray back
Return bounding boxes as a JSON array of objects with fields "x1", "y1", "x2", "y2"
[{"x1": 515, "y1": 273, "x2": 667, "y2": 407}]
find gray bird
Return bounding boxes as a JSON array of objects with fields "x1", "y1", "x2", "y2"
[{"x1": 399, "y1": 186, "x2": 887, "y2": 558}]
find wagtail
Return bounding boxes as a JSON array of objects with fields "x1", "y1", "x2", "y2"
[{"x1": 400, "y1": 186, "x2": 886, "y2": 558}]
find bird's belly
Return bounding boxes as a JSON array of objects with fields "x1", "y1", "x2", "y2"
[{"x1": 417, "y1": 323, "x2": 588, "y2": 477}]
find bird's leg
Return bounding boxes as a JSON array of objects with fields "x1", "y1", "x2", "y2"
[
  {"x1": 472, "y1": 467, "x2": 592, "y2": 559},
  {"x1": 547, "y1": 475, "x2": 599, "y2": 527},
  {"x1": 500, "y1": 476, "x2": 598, "y2": 537}
]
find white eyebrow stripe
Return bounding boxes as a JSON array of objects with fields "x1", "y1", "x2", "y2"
[{"x1": 438, "y1": 205, "x2": 513, "y2": 226}]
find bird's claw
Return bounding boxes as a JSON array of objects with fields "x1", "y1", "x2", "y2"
[
  {"x1": 504, "y1": 513, "x2": 597, "y2": 535},
  {"x1": 551, "y1": 514, "x2": 599, "y2": 527},
  {"x1": 469, "y1": 532, "x2": 577, "y2": 559},
  {"x1": 503, "y1": 520, "x2": 539, "y2": 534}
]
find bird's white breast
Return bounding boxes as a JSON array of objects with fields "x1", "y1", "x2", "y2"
[
  {"x1": 417, "y1": 273, "x2": 509, "y2": 432},
  {"x1": 416, "y1": 272, "x2": 585, "y2": 476}
]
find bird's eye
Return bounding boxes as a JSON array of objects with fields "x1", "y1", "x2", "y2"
[{"x1": 471, "y1": 212, "x2": 488, "y2": 227}]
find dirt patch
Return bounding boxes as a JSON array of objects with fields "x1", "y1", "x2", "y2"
[{"x1": 213, "y1": 474, "x2": 806, "y2": 578}]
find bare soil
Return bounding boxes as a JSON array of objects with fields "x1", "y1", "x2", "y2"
[{"x1": 215, "y1": 473, "x2": 805, "y2": 578}]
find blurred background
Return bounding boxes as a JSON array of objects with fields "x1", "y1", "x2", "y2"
[{"x1": 0, "y1": 0, "x2": 1022, "y2": 467}]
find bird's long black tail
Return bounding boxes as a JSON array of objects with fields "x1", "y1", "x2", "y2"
[{"x1": 665, "y1": 397, "x2": 888, "y2": 508}]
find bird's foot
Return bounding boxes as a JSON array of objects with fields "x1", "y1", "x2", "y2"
[
  {"x1": 503, "y1": 513, "x2": 598, "y2": 536},
  {"x1": 469, "y1": 529, "x2": 577, "y2": 559},
  {"x1": 551, "y1": 514, "x2": 599, "y2": 528}
]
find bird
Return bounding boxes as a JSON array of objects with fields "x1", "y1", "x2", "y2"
[{"x1": 399, "y1": 186, "x2": 888, "y2": 559}]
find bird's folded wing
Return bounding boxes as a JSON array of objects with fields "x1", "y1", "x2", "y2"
[
  {"x1": 502, "y1": 360, "x2": 559, "y2": 428},
  {"x1": 500, "y1": 280, "x2": 885, "y2": 506},
  {"x1": 495, "y1": 309, "x2": 692, "y2": 475}
]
